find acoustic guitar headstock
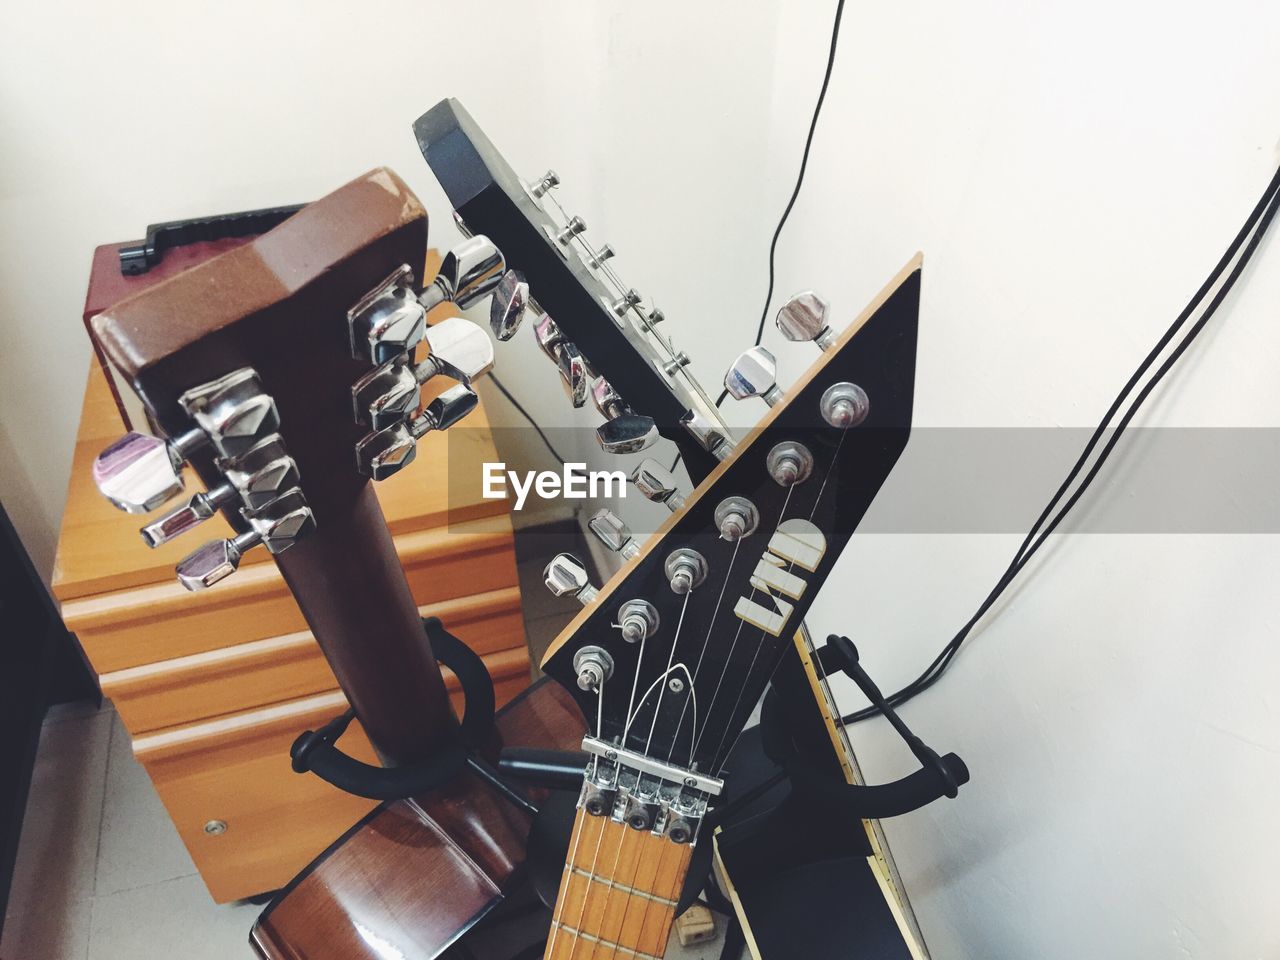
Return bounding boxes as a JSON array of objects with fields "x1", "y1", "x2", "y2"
[
  {"x1": 90, "y1": 167, "x2": 502, "y2": 589},
  {"x1": 538, "y1": 256, "x2": 922, "y2": 845},
  {"x1": 413, "y1": 98, "x2": 735, "y2": 480}
]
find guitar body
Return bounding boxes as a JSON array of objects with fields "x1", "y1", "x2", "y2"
[{"x1": 251, "y1": 678, "x2": 586, "y2": 960}]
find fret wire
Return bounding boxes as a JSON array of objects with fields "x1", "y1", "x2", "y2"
[
  {"x1": 585, "y1": 817, "x2": 635, "y2": 959},
  {"x1": 547, "y1": 807, "x2": 591, "y2": 959},
  {"x1": 566, "y1": 810, "x2": 611, "y2": 960}
]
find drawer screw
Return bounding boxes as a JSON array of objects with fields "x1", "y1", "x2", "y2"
[{"x1": 204, "y1": 819, "x2": 228, "y2": 836}]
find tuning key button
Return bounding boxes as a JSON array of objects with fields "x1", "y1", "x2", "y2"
[
  {"x1": 528, "y1": 170, "x2": 560, "y2": 200},
  {"x1": 776, "y1": 291, "x2": 836, "y2": 351},
  {"x1": 419, "y1": 236, "x2": 506, "y2": 313},
  {"x1": 543, "y1": 553, "x2": 598, "y2": 605},
  {"x1": 490, "y1": 270, "x2": 530, "y2": 341},
  {"x1": 588, "y1": 509, "x2": 641, "y2": 559},
  {"x1": 820, "y1": 382, "x2": 870, "y2": 428},
  {"x1": 352, "y1": 363, "x2": 420, "y2": 430},
  {"x1": 766, "y1": 440, "x2": 815, "y2": 487},
  {"x1": 533, "y1": 313, "x2": 565, "y2": 361},
  {"x1": 416, "y1": 317, "x2": 495, "y2": 385},
  {"x1": 174, "y1": 490, "x2": 314, "y2": 591},
  {"x1": 714, "y1": 497, "x2": 760, "y2": 542},
  {"x1": 349, "y1": 266, "x2": 429, "y2": 364},
  {"x1": 616, "y1": 599, "x2": 660, "y2": 643},
  {"x1": 589, "y1": 377, "x2": 625, "y2": 420},
  {"x1": 557, "y1": 342, "x2": 589, "y2": 407},
  {"x1": 141, "y1": 439, "x2": 301, "y2": 547},
  {"x1": 724, "y1": 346, "x2": 783, "y2": 406},
  {"x1": 355, "y1": 384, "x2": 479, "y2": 480},
  {"x1": 596, "y1": 414, "x2": 658, "y2": 454},
  {"x1": 664, "y1": 547, "x2": 708, "y2": 595},
  {"x1": 93, "y1": 431, "x2": 199, "y2": 514},
  {"x1": 630, "y1": 459, "x2": 686, "y2": 512}
]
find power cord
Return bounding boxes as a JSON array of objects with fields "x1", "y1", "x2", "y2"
[
  {"x1": 487, "y1": 373, "x2": 567, "y2": 465},
  {"x1": 670, "y1": 0, "x2": 848, "y2": 480},
  {"x1": 841, "y1": 163, "x2": 1280, "y2": 724}
]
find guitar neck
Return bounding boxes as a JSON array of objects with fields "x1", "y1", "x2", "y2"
[{"x1": 546, "y1": 806, "x2": 692, "y2": 960}]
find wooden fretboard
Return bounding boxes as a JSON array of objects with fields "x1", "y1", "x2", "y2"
[{"x1": 545, "y1": 807, "x2": 693, "y2": 960}]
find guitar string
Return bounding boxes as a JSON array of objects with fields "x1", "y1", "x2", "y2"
[
  {"x1": 546, "y1": 808, "x2": 590, "y2": 959},
  {"x1": 642, "y1": 590, "x2": 693, "y2": 755},
  {"x1": 539, "y1": 190, "x2": 714, "y2": 408},
  {"x1": 565, "y1": 803, "x2": 611, "y2": 960},
  {"x1": 665, "y1": 538, "x2": 742, "y2": 765},
  {"x1": 710, "y1": 430, "x2": 848, "y2": 770},
  {"x1": 690, "y1": 483, "x2": 796, "y2": 760}
]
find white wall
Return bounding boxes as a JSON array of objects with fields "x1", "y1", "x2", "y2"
[{"x1": 3, "y1": 2, "x2": 1278, "y2": 957}]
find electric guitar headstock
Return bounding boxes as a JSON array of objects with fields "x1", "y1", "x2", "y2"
[
  {"x1": 413, "y1": 98, "x2": 736, "y2": 480},
  {"x1": 540, "y1": 255, "x2": 921, "y2": 844},
  {"x1": 88, "y1": 168, "x2": 505, "y2": 763}
]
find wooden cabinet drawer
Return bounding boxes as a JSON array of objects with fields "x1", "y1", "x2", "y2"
[
  {"x1": 134, "y1": 653, "x2": 532, "y2": 903},
  {"x1": 103, "y1": 586, "x2": 527, "y2": 733},
  {"x1": 64, "y1": 514, "x2": 519, "y2": 674}
]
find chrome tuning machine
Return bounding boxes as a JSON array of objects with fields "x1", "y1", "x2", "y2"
[
  {"x1": 588, "y1": 508, "x2": 641, "y2": 560},
  {"x1": 724, "y1": 345, "x2": 783, "y2": 406},
  {"x1": 418, "y1": 236, "x2": 505, "y2": 313},
  {"x1": 355, "y1": 383, "x2": 479, "y2": 480},
  {"x1": 351, "y1": 317, "x2": 494, "y2": 429},
  {"x1": 92, "y1": 369, "x2": 281, "y2": 514},
  {"x1": 533, "y1": 313, "x2": 591, "y2": 408},
  {"x1": 630, "y1": 459, "x2": 686, "y2": 512},
  {"x1": 543, "y1": 553, "x2": 598, "y2": 605},
  {"x1": 489, "y1": 269, "x2": 529, "y2": 341},
  {"x1": 141, "y1": 437, "x2": 300, "y2": 547},
  {"x1": 776, "y1": 291, "x2": 836, "y2": 351},
  {"x1": 175, "y1": 490, "x2": 315, "y2": 591},
  {"x1": 590, "y1": 377, "x2": 658, "y2": 454}
]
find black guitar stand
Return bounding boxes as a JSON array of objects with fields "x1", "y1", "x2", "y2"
[{"x1": 289, "y1": 616, "x2": 532, "y2": 814}]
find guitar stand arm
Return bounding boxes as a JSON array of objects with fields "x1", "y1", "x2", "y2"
[{"x1": 289, "y1": 617, "x2": 509, "y2": 803}]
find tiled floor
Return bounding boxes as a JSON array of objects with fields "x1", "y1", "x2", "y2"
[{"x1": 2, "y1": 522, "x2": 735, "y2": 959}]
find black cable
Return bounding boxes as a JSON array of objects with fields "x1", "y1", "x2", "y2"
[
  {"x1": 750, "y1": 0, "x2": 847, "y2": 349},
  {"x1": 487, "y1": 373, "x2": 567, "y2": 465},
  {"x1": 842, "y1": 166, "x2": 1280, "y2": 724}
]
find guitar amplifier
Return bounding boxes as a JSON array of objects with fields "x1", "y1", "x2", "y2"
[{"x1": 81, "y1": 206, "x2": 302, "y2": 430}]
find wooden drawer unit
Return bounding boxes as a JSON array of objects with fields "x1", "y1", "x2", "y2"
[{"x1": 53, "y1": 361, "x2": 530, "y2": 902}]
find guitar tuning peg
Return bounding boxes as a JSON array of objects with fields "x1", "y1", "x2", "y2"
[
  {"x1": 724, "y1": 345, "x2": 783, "y2": 406},
  {"x1": 543, "y1": 552, "x2": 598, "y2": 605},
  {"x1": 174, "y1": 489, "x2": 314, "y2": 591},
  {"x1": 596, "y1": 414, "x2": 658, "y2": 455},
  {"x1": 554, "y1": 216, "x2": 587, "y2": 247},
  {"x1": 350, "y1": 281, "x2": 428, "y2": 365},
  {"x1": 556, "y1": 342, "x2": 589, "y2": 407},
  {"x1": 528, "y1": 170, "x2": 560, "y2": 200},
  {"x1": 533, "y1": 312, "x2": 565, "y2": 362},
  {"x1": 93, "y1": 430, "x2": 203, "y2": 514},
  {"x1": 630, "y1": 459, "x2": 686, "y2": 512},
  {"x1": 607, "y1": 288, "x2": 642, "y2": 319},
  {"x1": 588, "y1": 509, "x2": 641, "y2": 560},
  {"x1": 93, "y1": 370, "x2": 280, "y2": 514},
  {"x1": 589, "y1": 377, "x2": 658, "y2": 454},
  {"x1": 587, "y1": 244, "x2": 615, "y2": 270},
  {"x1": 352, "y1": 318, "x2": 494, "y2": 429},
  {"x1": 489, "y1": 270, "x2": 529, "y2": 341},
  {"x1": 140, "y1": 438, "x2": 300, "y2": 547},
  {"x1": 355, "y1": 384, "x2": 478, "y2": 480},
  {"x1": 776, "y1": 291, "x2": 836, "y2": 351},
  {"x1": 418, "y1": 235, "x2": 506, "y2": 313}
]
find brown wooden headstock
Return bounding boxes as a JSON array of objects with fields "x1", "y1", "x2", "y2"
[{"x1": 90, "y1": 169, "x2": 463, "y2": 765}]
